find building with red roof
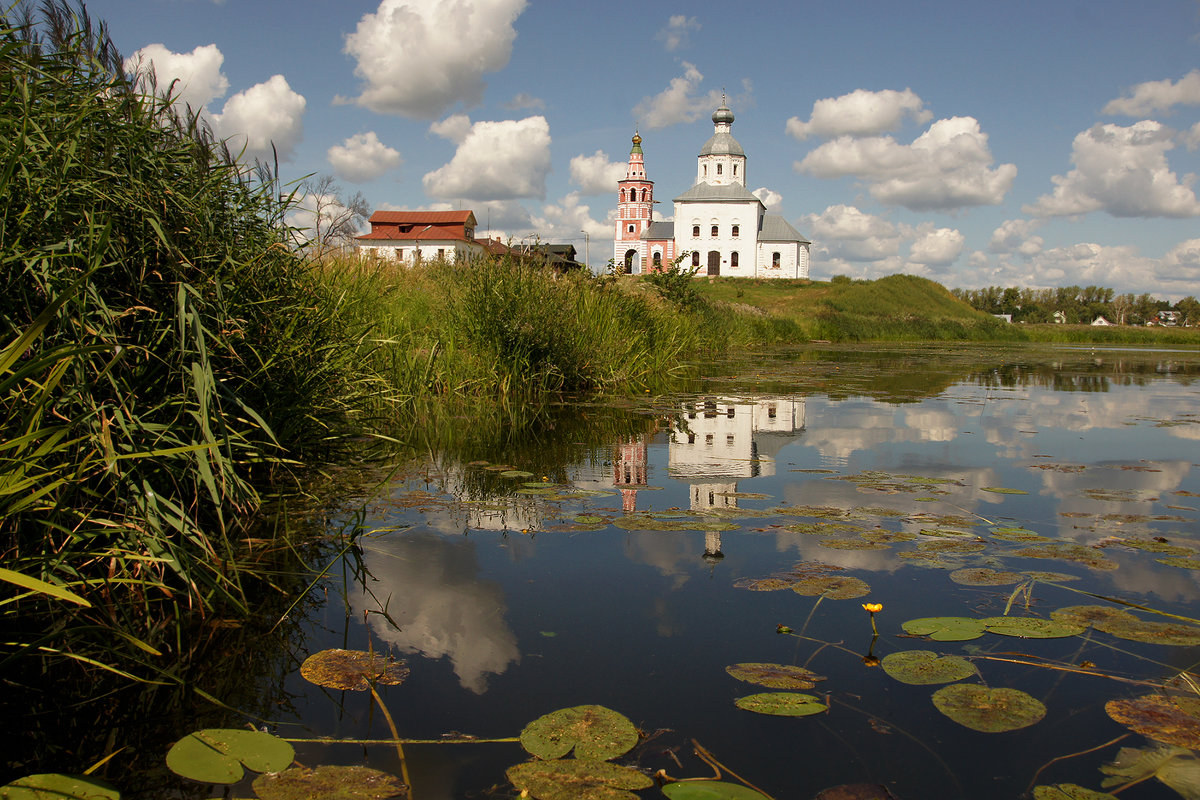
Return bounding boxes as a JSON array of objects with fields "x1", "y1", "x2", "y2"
[{"x1": 355, "y1": 210, "x2": 487, "y2": 263}]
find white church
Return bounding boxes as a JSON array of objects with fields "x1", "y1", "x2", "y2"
[{"x1": 613, "y1": 101, "x2": 811, "y2": 279}]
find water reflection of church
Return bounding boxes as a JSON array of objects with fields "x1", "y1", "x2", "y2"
[{"x1": 612, "y1": 396, "x2": 807, "y2": 562}]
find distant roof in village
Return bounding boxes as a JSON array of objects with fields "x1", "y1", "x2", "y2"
[{"x1": 356, "y1": 209, "x2": 478, "y2": 242}]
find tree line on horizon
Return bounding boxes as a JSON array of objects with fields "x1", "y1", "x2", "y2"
[{"x1": 952, "y1": 285, "x2": 1200, "y2": 326}]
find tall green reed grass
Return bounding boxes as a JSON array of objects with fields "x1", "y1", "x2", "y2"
[{"x1": 0, "y1": 3, "x2": 377, "y2": 678}]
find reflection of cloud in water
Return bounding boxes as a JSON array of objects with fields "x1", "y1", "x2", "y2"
[
  {"x1": 622, "y1": 531, "x2": 698, "y2": 590},
  {"x1": 353, "y1": 530, "x2": 520, "y2": 694},
  {"x1": 1034, "y1": 460, "x2": 1193, "y2": 541}
]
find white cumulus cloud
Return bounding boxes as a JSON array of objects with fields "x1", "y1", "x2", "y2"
[
  {"x1": 529, "y1": 192, "x2": 608, "y2": 242},
  {"x1": 989, "y1": 218, "x2": 1044, "y2": 256},
  {"x1": 430, "y1": 114, "x2": 473, "y2": 144},
  {"x1": 656, "y1": 15, "x2": 700, "y2": 51},
  {"x1": 124, "y1": 43, "x2": 228, "y2": 111},
  {"x1": 1024, "y1": 121, "x2": 1200, "y2": 218},
  {"x1": 342, "y1": 0, "x2": 527, "y2": 118},
  {"x1": 570, "y1": 150, "x2": 626, "y2": 195},
  {"x1": 785, "y1": 88, "x2": 932, "y2": 140},
  {"x1": 1157, "y1": 238, "x2": 1200, "y2": 285},
  {"x1": 797, "y1": 117, "x2": 1016, "y2": 211},
  {"x1": 327, "y1": 132, "x2": 402, "y2": 183},
  {"x1": 210, "y1": 74, "x2": 306, "y2": 163},
  {"x1": 752, "y1": 187, "x2": 782, "y2": 210},
  {"x1": 801, "y1": 204, "x2": 902, "y2": 262},
  {"x1": 632, "y1": 63, "x2": 726, "y2": 130},
  {"x1": 1103, "y1": 70, "x2": 1200, "y2": 117},
  {"x1": 908, "y1": 227, "x2": 965, "y2": 266},
  {"x1": 422, "y1": 116, "x2": 551, "y2": 201}
]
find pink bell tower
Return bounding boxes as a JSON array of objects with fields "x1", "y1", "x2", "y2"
[{"x1": 613, "y1": 133, "x2": 653, "y2": 274}]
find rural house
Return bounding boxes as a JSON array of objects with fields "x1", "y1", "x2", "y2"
[{"x1": 356, "y1": 210, "x2": 486, "y2": 264}]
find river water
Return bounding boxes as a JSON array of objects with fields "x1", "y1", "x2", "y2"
[{"x1": 278, "y1": 343, "x2": 1200, "y2": 800}]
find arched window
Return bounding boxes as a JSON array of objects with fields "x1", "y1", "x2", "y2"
[
  {"x1": 620, "y1": 189, "x2": 625, "y2": 202},
  {"x1": 733, "y1": 164, "x2": 738, "y2": 176},
  {"x1": 731, "y1": 225, "x2": 739, "y2": 238},
  {"x1": 692, "y1": 225, "x2": 700, "y2": 237},
  {"x1": 652, "y1": 252, "x2": 662, "y2": 267},
  {"x1": 641, "y1": 189, "x2": 648, "y2": 201},
  {"x1": 628, "y1": 224, "x2": 635, "y2": 233},
  {"x1": 691, "y1": 252, "x2": 700, "y2": 267},
  {"x1": 717, "y1": 164, "x2": 723, "y2": 176},
  {"x1": 772, "y1": 251, "x2": 781, "y2": 267},
  {"x1": 703, "y1": 165, "x2": 707, "y2": 177},
  {"x1": 711, "y1": 225, "x2": 718, "y2": 237},
  {"x1": 730, "y1": 252, "x2": 739, "y2": 268}
]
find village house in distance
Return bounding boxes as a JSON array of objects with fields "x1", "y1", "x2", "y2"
[
  {"x1": 354, "y1": 209, "x2": 582, "y2": 269},
  {"x1": 613, "y1": 101, "x2": 811, "y2": 278}
]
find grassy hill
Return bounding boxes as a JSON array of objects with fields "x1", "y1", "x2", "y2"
[{"x1": 689, "y1": 274, "x2": 1015, "y2": 341}]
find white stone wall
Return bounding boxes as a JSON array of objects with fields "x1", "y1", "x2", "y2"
[
  {"x1": 675, "y1": 199, "x2": 762, "y2": 277},
  {"x1": 357, "y1": 240, "x2": 483, "y2": 264}
]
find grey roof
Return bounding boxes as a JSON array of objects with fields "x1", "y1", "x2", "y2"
[
  {"x1": 759, "y1": 213, "x2": 810, "y2": 244},
  {"x1": 673, "y1": 182, "x2": 763, "y2": 204},
  {"x1": 641, "y1": 221, "x2": 675, "y2": 240},
  {"x1": 699, "y1": 132, "x2": 745, "y2": 157}
]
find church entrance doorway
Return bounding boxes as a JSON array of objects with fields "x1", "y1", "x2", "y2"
[
  {"x1": 623, "y1": 249, "x2": 638, "y2": 274},
  {"x1": 707, "y1": 250, "x2": 720, "y2": 276}
]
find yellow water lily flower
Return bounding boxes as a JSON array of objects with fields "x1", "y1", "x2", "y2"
[{"x1": 862, "y1": 603, "x2": 883, "y2": 613}]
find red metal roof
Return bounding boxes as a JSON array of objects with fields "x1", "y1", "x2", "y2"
[
  {"x1": 356, "y1": 209, "x2": 478, "y2": 242},
  {"x1": 367, "y1": 210, "x2": 474, "y2": 225}
]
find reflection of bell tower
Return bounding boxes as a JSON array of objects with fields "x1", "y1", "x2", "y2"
[
  {"x1": 703, "y1": 531, "x2": 725, "y2": 567},
  {"x1": 613, "y1": 434, "x2": 648, "y2": 513},
  {"x1": 613, "y1": 133, "x2": 653, "y2": 274}
]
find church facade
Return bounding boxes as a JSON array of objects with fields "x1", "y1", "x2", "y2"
[{"x1": 613, "y1": 103, "x2": 811, "y2": 279}]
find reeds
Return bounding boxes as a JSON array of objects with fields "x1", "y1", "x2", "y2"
[{"x1": 0, "y1": 3, "x2": 374, "y2": 676}]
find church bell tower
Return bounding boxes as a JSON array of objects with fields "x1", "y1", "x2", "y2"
[{"x1": 613, "y1": 133, "x2": 653, "y2": 274}]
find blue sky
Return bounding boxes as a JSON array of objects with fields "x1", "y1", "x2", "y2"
[{"x1": 85, "y1": 0, "x2": 1200, "y2": 298}]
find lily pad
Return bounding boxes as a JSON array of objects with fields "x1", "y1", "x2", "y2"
[
  {"x1": 817, "y1": 538, "x2": 890, "y2": 551},
  {"x1": 253, "y1": 765, "x2": 406, "y2": 800},
  {"x1": 981, "y1": 616, "x2": 1086, "y2": 639},
  {"x1": 1103, "y1": 619, "x2": 1200, "y2": 646},
  {"x1": 902, "y1": 617, "x2": 987, "y2": 642},
  {"x1": 989, "y1": 527, "x2": 1054, "y2": 543},
  {"x1": 1032, "y1": 784, "x2": 1118, "y2": 800},
  {"x1": 932, "y1": 684, "x2": 1046, "y2": 732},
  {"x1": 662, "y1": 781, "x2": 772, "y2": 799},
  {"x1": 860, "y1": 530, "x2": 918, "y2": 543},
  {"x1": 734, "y1": 692, "x2": 828, "y2": 717},
  {"x1": 982, "y1": 486, "x2": 1028, "y2": 495},
  {"x1": 792, "y1": 575, "x2": 871, "y2": 600},
  {"x1": 916, "y1": 539, "x2": 986, "y2": 555},
  {"x1": 519, "y1": 705, "x2": 639, "y2": 760},
  {"x1": 881, "y1": 651, "x2": 977, "y2": 685},
  {"x1": 813, "y1": 786, "x2": 900, "y2": 800},
  {"x1": 0, "y1": 775, "x2": 120, "y2": 800},
  {"x1": 949, "y1": 567, "x2": 1024, "y2": 586},
  {"x1": 1015, "y1": 543, "x2": 1118, "y2": 570},
  {"x1": 1105, "y1": 695, "x2": 1200, "y2": 749},
  {"x1": 166, "y1": 729, "x2": 295, "y2": 784},
  {"x1": 725, "y1": 663, "x2": 826, "y2": 690},
  {"x1": 506, "y1": 759, "x2": 652, "y2": 800},
  {"x1": 500, "y1": 470, "x2": 535, "y2": 478},
  {"x1": 1099, "y1": 743, "x2": 1200, "y2": 797},
  {"x1": 300, "y1": 649, "x2": 409, "y2": 691},
  {"x1": 1051, "y1": 605, "x2": 1139, "y2": 631},
  {"x1": 1157, "y1": 557, "x2": 1200, "y2": 570}
]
